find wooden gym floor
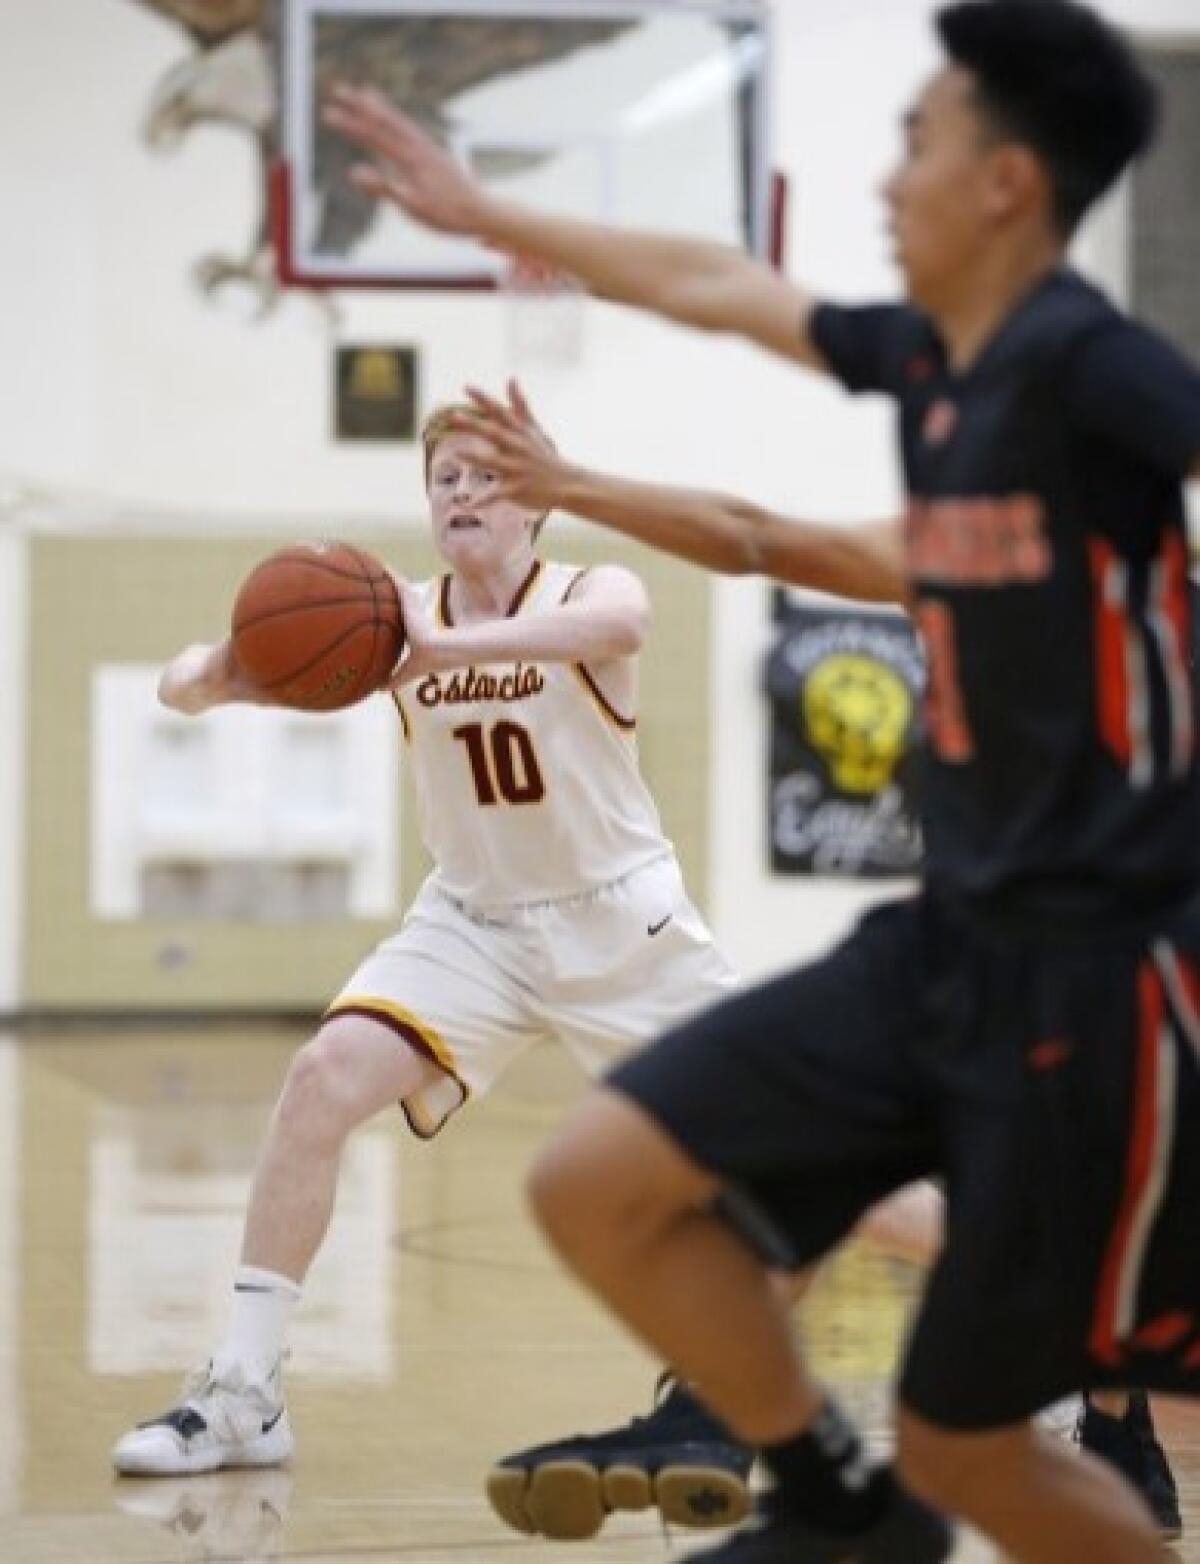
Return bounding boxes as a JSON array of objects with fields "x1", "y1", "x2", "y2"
[{"x1": 0, "y1": 1029, "x2": 1196, "y2": 1562}]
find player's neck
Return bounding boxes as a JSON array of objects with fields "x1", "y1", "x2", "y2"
[
  {"x1": 450, "y1": 552, "x2": 539, "y2": 623},
  {"x1": 931, "y1": 231, "x2": 1064, "y2": 374}
]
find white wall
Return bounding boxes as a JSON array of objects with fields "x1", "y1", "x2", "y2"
[{"x1": 0, "y1": 0, "x2": 1197, "y2": 992}]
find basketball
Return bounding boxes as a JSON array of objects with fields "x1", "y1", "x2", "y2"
[{"x1": 231, "y1": 541, "x2": 405, "y2": 711}]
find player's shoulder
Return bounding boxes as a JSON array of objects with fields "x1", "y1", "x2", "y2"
[
  {"x1": 541, "y1": 559, "x2": 647, "y2": 604},
  {"x1": 1002, "y1": 267, "x2": 1125, "y2": 369},
  {"x1": 1015, "y1": 270, "x2": 1197, "y2": 406},
  {"x1": 809, "y1": 298, "x2": 934, "y2": 393},
  {"x1": 388, "y1": 569, "x2": 442, "y2": 607}
]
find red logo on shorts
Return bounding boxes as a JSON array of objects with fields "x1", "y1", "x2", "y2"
[
  {"x1": 923, "y1": 398, "x2": 958, "y2": 446},
  {"x1": 1028, "y1": 1038, "x2": 1073, "y2": 1071}
]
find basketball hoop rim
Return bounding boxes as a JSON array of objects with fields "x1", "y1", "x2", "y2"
[{"x1": 268, "y1": 159, "x2": 789, "y2": 292}]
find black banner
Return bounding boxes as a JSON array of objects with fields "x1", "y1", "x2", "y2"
[{"x1": 766, "y1": 601, "x2": 924, "y2": 876}]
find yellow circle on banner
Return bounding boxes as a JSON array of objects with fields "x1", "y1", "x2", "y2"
[{"x1": 802, "y1": 653, "x2": 912, "y2": 795}]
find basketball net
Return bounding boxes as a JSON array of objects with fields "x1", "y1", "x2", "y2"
[{"x1": 499, "y1": 254, "x2": 586, "y2": 370}]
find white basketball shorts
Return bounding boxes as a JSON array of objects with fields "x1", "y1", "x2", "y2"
[{"x1": 326, "y1": 853, "x2": 737, "y2": 1136}]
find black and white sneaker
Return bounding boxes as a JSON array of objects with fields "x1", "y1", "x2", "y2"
[
  {"x1": 1075, "y1": 1391, "x2": 1183, "y2": 1541},
  {"x1": 111, "y1": 1356, "x2": 293, "y2": 1476},
  {"x1": 679, "y1": 1484, "x2": 954, "y2": 1564},
  {"x1": 486, "y1": 1375, "x2": 754, "y2": 1540}
]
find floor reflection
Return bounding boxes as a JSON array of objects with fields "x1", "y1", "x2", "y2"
[
  {"x1": 0, "y1": 1030, "x2": 1194, "y2": 1561},
  {"x1": 112, "y1": 1470, "x2": 293, "y2": 1562}
]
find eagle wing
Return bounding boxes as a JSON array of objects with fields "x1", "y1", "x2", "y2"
[{"x1": 310, "y1": 16, "x2": 637, "y2": 257}]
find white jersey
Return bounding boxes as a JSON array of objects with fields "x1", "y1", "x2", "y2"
[{"x1": 395, "y1": 559, "x2": 672, "y2": 910}]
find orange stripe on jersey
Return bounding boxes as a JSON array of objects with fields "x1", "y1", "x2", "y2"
[
  {"x1": 1088, "y1": 536, "x2": 1134, "y2": 770},
  {"x1": 1150, "y1": 530, "x2": 1195, "y2": 778},
  {"x1": 573, "y1": 663, "x2": 636, "y2": 731},
  {"x1": 1160, "y1": 532, "x2": 1192, "y2": 657},
  {"x1": 391, "y1": 689, "x2": 411, "y2": 741}
]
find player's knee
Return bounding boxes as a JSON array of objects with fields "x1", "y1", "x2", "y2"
[
  {"x1": 276, "y1": 1024, "x2": 369, "y2": 1148},
  {"x1": 895, "y1": 1407, "x2": 962, "y2": 1508},
  {"x1": 528, "y1": 1113, "x2": 625, "y2": 1261},
  {"x1": 528, "y1": 1089, "x2": 704, "y2": 1270},
  {"x1": 895, "y1": 1407, "x2": 993, "y2": 1513}
]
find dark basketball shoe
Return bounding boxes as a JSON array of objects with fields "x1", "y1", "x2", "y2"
[
  {"x1": 1075, "y1": 1391, "x2": 1183, "y2": 1541},
  {"x1": 679, "y1": 1484, "x2": 954, "y2": 1563},
  {"x1": 486, "y1": 1376, "x2": 754, "y2": 1540}
]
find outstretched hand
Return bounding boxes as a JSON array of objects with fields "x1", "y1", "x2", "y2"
[
  {"x1": 159, "y1": 640, "x2": 267, "y2": 714},
  {"x1": 322, "y1": 83, "x2": 491, "y2": 236},
  {"x1": 452, "y1": 379, "x2": 576, "y2": 512}
]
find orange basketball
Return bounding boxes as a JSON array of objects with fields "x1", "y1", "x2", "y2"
[{"x1": 231, "y1": 542, "x2": 405, "y2": 711}]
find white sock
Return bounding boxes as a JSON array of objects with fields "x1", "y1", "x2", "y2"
[{"x1": 216, "y1": 1265, "x2": 301, "y2": 1380}]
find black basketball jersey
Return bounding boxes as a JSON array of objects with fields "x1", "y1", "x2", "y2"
[{"x1": 811, "y1": 269, "x2": 1200, "y2": 926}]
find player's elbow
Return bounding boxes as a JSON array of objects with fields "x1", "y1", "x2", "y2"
[
  {"x1": 656, "y1": 252, "x2": 754, "y2": 334},
  {"x1": 591, "y1": 592, "x2": 650, "y2": 656},
  {"x1": 720, "y1": 498, "x2": 774, "y2": 577},
  {"x1": 612, "y1": 598, "x2": 651, "y2": 654}
]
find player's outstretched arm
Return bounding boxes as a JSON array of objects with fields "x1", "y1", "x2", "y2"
[
  {"x1": 158, "y1": 640, "x2": 269, "y2": 714},
  {"x1": 391, "y1": 568, "x2": 648, "y2": 689},
  {"x1": 321, "y1": 85, "x2": 826, "y2": 372},
  {"x1": 456, "y1": 383, "x2": 908, "y2": 607}
]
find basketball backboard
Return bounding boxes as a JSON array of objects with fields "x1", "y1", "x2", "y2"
[{"x1": 272, "y1": 0, "x2": 776, "y2": 290}]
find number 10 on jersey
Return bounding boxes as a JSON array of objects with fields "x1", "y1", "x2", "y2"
[{"x1": 453, "y1": 721, "x2": 546, "y2": 806}]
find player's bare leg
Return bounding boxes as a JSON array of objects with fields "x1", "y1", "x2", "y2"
[
  {"x1": 489, "y1": 1163, "x2": 945, "y2": 1540},
  {"x1": 111, "y1": 1017, "x2": 444, "y2": 1476},
  {"x1": 527, "y1": 1090, "x2": 952, "y2": 1560},
  {"x1": 898, "y1": 1411, "x2": 1162, "y2": 1564},
  {"x1": 489, "y1": 1094, "x2": 814, "y2": 1541},
  {"x1": 1073, "y1": 1390, "x2": 1182, "y2": 1540},
  {"x1": 825, "y1": 1187, "x2": 1181, "y2": 1542},
  {"x1": 239, "y1": 1015, "x2": 443, "y2": 1281}
]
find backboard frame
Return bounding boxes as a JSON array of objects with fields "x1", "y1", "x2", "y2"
[{"x1": 272, "y1": 0, "x2": 777, "y2": 291}]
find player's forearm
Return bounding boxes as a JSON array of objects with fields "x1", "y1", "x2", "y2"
[
  {"x1": 763, "y1": 518, "x2": 910, "y2": 606},
  {"x1": 423, "y1": 603, "x2": 646, "y2": 673},
  {"x1": 477, "y1": 200, "x2": 773, "y2": 334},
  {"x1": 555, "y1": 467, "x2": 908, "y2": 605}
]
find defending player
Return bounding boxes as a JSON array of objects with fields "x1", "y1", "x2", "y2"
[
  {"x1": 327, "y1": 3, "x2": 1200, "y2": 1559},
  {"x1": 109, "y1": 403, "x2": 755, "y2": 1540}
]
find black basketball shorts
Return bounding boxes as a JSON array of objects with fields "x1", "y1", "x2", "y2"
[{"x1": 608, "y1": 890, "x2": 1200, "y2": 1429}]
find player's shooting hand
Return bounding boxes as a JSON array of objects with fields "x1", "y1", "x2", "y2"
[
  {"x1": 322, "y1": 84, "x2": 491, "y2": 236},
  {"x1": 388, "y1": 576, "x2": 444, "y2": 689},
  {"x1": 455, "y1": 379, "x2": 575, "y2": 511},
  {"x1": 159, "y1": 641, "x2": 265, "y2": 714}
]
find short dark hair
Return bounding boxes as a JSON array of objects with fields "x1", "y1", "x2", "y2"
[{"x1": 936, "y1": 0, "x2": 1158, "y2": 235}]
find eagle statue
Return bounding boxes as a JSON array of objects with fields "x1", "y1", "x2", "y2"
[{"x1": 125, "y1": 0, "x2": 641, "y2": 316}]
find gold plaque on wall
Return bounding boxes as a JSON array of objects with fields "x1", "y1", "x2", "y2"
[{"x1": 335, "y1": 346, "x2": 418, "y2": 442}]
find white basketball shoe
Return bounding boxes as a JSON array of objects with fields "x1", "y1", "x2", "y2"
[{"x1": 112, "y1": 1356, "x2": 293, "y2": 1476}]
